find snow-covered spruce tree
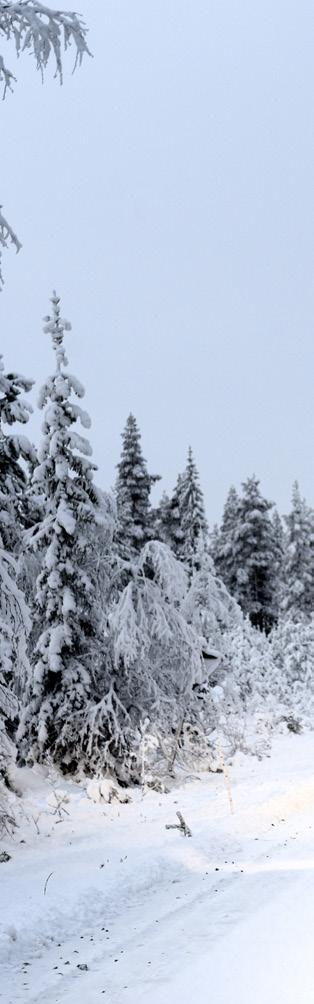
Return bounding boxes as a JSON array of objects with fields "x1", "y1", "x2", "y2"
[
  {"x1": 156, "y1": 473, "x2": 186, "y2": 555},
  {"x1": 0, "y1": 2, "x2": 90, "y2": 286},
  {"x1": 82, "y1": 540, "x2": 210, "y2": 781},
  {"x1": 0, "y1": 543, "x2": 31, "y2": 831},
  {"x1": 175, "y1": 448, "x2": 208, "y2": 572},
  {"x1": 270, "y1": 508, "x2": 286, "y2": 616},
  {"x1": 213, "y1": 485, "x2": 240, "y2": 594},
  {"x1": 0, "y1": 354, "x2": 36, "y2": 549},
  {"x1": 0, "y1": 354, "x2": 34, "y2": 702},
  {"x1": 115, "y1": 413, "x2": 160, "y2": 558},
  {"x1": 226, "y1": 476, "x2": 278, "y2": 632},
  {"x1": 19, "y1": 293, "x2": 110, "y2": 770},
  {"x1": 281, "y1": 482, "x2": 314, "y2": 621},
  {"x1": 154, "y1": 491, "x2": 172, "y2": 546},
  {"x1": 0, "y1": 356, "x2": 34, "y2": 825}
]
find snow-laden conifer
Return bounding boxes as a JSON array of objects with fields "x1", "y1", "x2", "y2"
[
  {"x1": 219, "y1": 477, "x2": 278, "y2": 632},
  {"x1": 281, "y1": 483, "x2": 314, "y2": 621},
  {"x1": 156, "y1": 474, "x2": 185, "y2": 555},
  {"x1": 0, "y1": 546, "x2": 30, "y2": 767},
  {"x1": 19, "y1": 293, "x2": 109, "y2": 769},
  {"x1": 183, "y1": 537, "x2": 242, "y2": 650},
  {"x1": 115, "y1": 413, "x2": 160, "y2": 557},
  {"x1": 169, "y1": 450, "x2": 208, "y2": 571},
  {"x1": 0, "y1": 353, "x2": 33, "y2": 701},
  {"x1": 0, "y1": 354, "x2": 35, "y2": 549},
  {"x1": 82, "y1": 540, "x2": 205, "y2": 781},
  {"x1": 213, "y1": 485, "x2": 240, "y2": 593},
  {"x1": 181, "y1": 449, "x2": 208, "y2": 563}
]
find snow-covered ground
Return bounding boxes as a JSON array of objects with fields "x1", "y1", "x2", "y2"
[{"x1": 2, "y1": 733, "x2": 314, "y2": 1003}]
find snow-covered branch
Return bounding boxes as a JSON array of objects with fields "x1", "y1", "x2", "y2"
[
  {"x1": 0, "y1": 206, "x2": 21, "y2": 289},
  {"x1": 0, "y1": 1, "x2": 90, "y2": 95},
  {"x1": 0, "y1": 3, "x2": 90, "y2": 286}
]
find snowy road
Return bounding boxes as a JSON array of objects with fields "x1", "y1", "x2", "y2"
[{"x1": 2, "y1": 733, "x2": 314, "y2": 1003}]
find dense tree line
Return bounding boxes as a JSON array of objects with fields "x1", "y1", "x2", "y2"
[
  {"x1": 0, "y1": 5, "x2": 313, "y2": 827},
  {"x1": 0, "y1": 294, "x2": 313, "y2": 827}
]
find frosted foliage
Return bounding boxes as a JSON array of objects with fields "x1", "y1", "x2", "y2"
[
  {"x1": 0, "y1": 208, "x2": 21, "y2": 289},
  {"x1": 214, "y1": 485, "x2": 240, "y2": 592},
  {"x1": 217, "y1": 477, "x2": 279, "y2": 632},
  {"x1": 0, "y1": 354, "x2": 35, "y2": 555},
  {"x1": 270, "y1": 618, "x2": 314, "y2": 725},
  {"x1": 115, "y1": 413, "x2": 160, "y2": 558},
  {"x1": 84, "y1": 541, "x2": 206, "y2": 781},
  {"x1": 179, "y1": 448, "x2": 208, "y2": 568},
  {"x1": 163, "y1": 450, "x2": 207, "y2": 570},
  {"x1": 19, "y1": 293, "x2": 110, "y2": 769},
  {"x1": 214, "y1": 615, "x2": 314, "y2": 755},
  {"x1": 0, "y1": 2, "x2": 90, "y2": 95},
  {"x1": 0, "y1": 351, "x2": 32, "y2": 822},
  {"x1": 282, "y1": 483, "x2": 314, "y2": 621},
  {"x1": 0, "y1": 2, "x2": 89, "y2": 286},
  {"x1": 0, "y1": 546, "x2": 30, "y2": 786},
  {"x1": 184, "y1": 541, "x2": 242, "y2": 648},
  {"x1": 0, "y1": 355, "x2": 33, "y2": 427},
  {"x1": 111, "y1": 541, "x2": 201, "y2": 688}
]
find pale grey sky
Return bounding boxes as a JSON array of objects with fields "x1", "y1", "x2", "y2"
[{"x1": 1, "y1": 0, "x2": 313, "y2": 522}]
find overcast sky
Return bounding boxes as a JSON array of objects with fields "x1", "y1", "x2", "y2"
[{"x1": 1, "y1": 0, "x2": 313, "y2": 522}]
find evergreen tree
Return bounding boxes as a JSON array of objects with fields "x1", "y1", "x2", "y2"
[
  {"x1": 209, "y1": 522, "x2": 220, "y2": 567},
  {"x1": 19, "y1": 293, "x2": 108, "y2": 770},
  {"x1": 0, "y1": 356, "x2": 34, "y2": 825},
  {"x1": 0, "y1": 355, "x2": 35, "y2": 550},
  {"x1": 176, "y1": 448, "x2": 208, "y2": 571},
  {"x1": 0, "y1": 545, "x2": 30, "y2": 777},
  {"x1": 281, "y1": 483, "x2": 314, "y2": 621},
  {"x1": 219, "y1": 475, "x2": 276, "y2": 626},
  {"x1": 183, "y1": 536, "x2": 242, "y2": 650},
  {"x1": 238, "y1": 476, "x2": 279, "y2": 631},
  {"x1": 214, "y1": 485, "x2": 240, "y2": 593},
  {"x1": 155, "y1": 474, "x2": 185, "y2": 554},
  {"x1": 115, "y1": 413, "x2": 160, "y2": 557},
  {"x1": 271, "y1": 508, "x2": 285, "y2": 615}
]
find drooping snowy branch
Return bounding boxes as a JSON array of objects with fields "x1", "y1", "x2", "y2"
[
  {"x1": 0, "y1": 1, "x2": 90, "y2": 95},
  {"x1": 0, "y1": 206, "x2": 21, "y2": 289},
  {"x1": 0, "y1": 2, "x2": 90, "y2": 286}
]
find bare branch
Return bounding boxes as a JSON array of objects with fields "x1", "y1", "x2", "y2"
[
  {"x1": 43, "y1": 870, "x2": 53, "y2": 894},
  {"x1": 165, "y1": 811, "x2": 192, "y2": 837}
]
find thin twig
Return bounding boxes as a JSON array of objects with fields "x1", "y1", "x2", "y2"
[{"x1": 43, "y1": 871, "x2": 53, "y2": 895}]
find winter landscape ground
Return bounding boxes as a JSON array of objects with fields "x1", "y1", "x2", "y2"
[{"x1": 2, "y1": 731, "x2": 314, "y2": 1004}]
